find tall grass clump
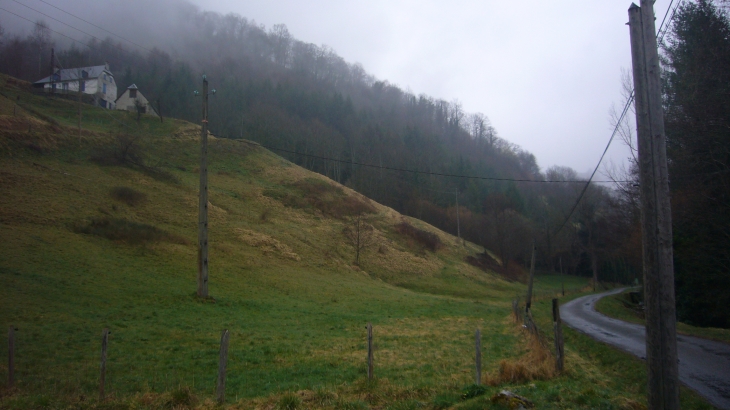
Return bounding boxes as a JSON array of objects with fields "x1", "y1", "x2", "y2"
[
  {"x1": 487, "y1": 332, "x2": 556, "y2": 385},
  {"x1": 276, "y1": 392, "x2": 302, "y2": 410}
]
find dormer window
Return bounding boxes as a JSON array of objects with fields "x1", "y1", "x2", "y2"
[
  {"x1": 81, "y1": 70, "x2": 89, "y2": 79},
  {"x1": 129, "y1": 89, "x2": 137, "y2": 98}
]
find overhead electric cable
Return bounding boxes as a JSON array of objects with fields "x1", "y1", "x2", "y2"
[
  {"x1": 34, "y1": 0, "x2": 154, "y2": 54},
  {"x1": 262, "y1": 145, "x2": 629, "y2": 184},
  {"x1": 552, "y1": 0, "x2": 682, "y2": 237},
  {"x1": 12, "y1": 0, "x2": 104, "y2": 41},
  {"x1": 0, "y1": 7, "x2": 98, "y2": 50}
]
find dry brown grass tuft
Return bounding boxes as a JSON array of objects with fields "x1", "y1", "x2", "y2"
[
  {"x1": 263, "y1": 178, "x2": 376, "y2": 219},
  {"x1": 617, "y1": 397, "x2": 649, "y2": 410},
  {"x1": 235, "y1": 228, "x2": 301, "y2": 261},
  {"x1": 487, "y1": 330, "x2": 556, "y2": 385}
]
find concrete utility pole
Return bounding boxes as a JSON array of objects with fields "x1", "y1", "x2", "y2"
[
  {"x1": 628, "y1": 3, "x2": 679, "y2": 409},
  {"x1": 195, "y1": 76, "x2": 215, "y2": 298}
]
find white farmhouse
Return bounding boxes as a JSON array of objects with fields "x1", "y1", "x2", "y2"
[
  {"x1": 33, "y1": 63, "x2": 117, "y2": 109},
  {"x1": 115, "y1": 84, "x2": 158, "y2": 117}
]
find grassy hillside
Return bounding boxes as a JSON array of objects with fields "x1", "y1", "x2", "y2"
[{"x1": 0, "y1": 75, "x2": 713, "y2": 409}]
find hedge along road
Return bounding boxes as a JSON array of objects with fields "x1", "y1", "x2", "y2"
[{"x1": 562, "y1": 288, "x2": 730, "y2": 409}]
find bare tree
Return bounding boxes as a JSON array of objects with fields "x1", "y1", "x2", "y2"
[
  {"x1": 30, "y1": 20, "x2": 52, "y2": 78},
  {"x1": 269, "y1": 24, "x2": 292, "y2": 67},
  {"x1": 343, "y1": 215, "x2": 376, "y2": 265},
  {"x1": 608, "y1": 68, "x2": 638, "y2": 163}
]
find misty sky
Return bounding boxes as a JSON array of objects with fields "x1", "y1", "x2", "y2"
[
  {"x1": 192, "y1": 0, "x2": 674, "y2": 175},
  {"x1": 1, "y1": 0, "x2": 676, "y2": 175}
]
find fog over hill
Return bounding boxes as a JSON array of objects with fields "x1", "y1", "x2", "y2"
[
  {"x1": 0, "y1": 0, "x2": 653, "y2": 173},
  {"x1": 2, "y1": 0, "x2": 729, "y2": 328},
  {"x1": 0, "y1": 0, "x2": 643, "y2": 285}
]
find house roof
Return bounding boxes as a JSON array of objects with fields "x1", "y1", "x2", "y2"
[
  {"x1": 115, "y1": 84, "x2": 146, "y2": 103},
  {"x1": 34, "y1": 65, "x2": 112, "y2": 84}
]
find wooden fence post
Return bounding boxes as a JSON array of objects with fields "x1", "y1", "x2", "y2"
[
  {"x1": 7, "y1": 326, "x2": 14, "y2": 388},
  {"x1": 475, "y1": 329, "x2": 482, "y2": 385},
  {"x1": 99, "y1": 328, "x2": 109, "y2": 401},
  {"x1": 525, "y1": 240, "x2": 536, "y2": 325},
  {"x1": 512, "y1": 299, "x2": 520, "y2": 322},
  {"x1": 217, "y1": 329, "x2": 230, "y2": 404},
  {"x1": 552, "y1": 299, "x2": 564, "y2": 372},
  {"x1": 367, "y1": 323, "x2": 373, "y2": 380}
]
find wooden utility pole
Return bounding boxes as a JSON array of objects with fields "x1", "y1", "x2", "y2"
[
  {"x1": 7, "y1": 326, "x2": 14, "y2": 388},
  {"x1": 216, "y1": 329, "x2": 230, "y2": 404},
  {"x1": 99, "y1": 328, "x2": 109, "y2": 401},
  {"x1": 197, "y1": 76, "x2": 210, "y2": 298},
  {"x1": 524, "y1": 239, "x2": 536, "y2": 325},
  {"x1": 455, "y1": 188, "x2": 461, "y2": 244},
  {"x1": 367, "y1": 323, "x2": 374, "y2": 380},
  {"x1": 628, "y1": 3, "x2": 679, "y2": 409},
  {"x1": 475, "y1": 329, "x2": 482, "y2": 385},
  {"x1": 157, "y1": 99, "x2": 163, "y2": 123},
  {"x1": 552, "y1": 299, "x2": 564, "y2": 373},
  {"x1": 49, "y1": 48, "x2": 55, "y2": 93},
  {"x1": 77, "y1": 83, "x2": 82, "y2": 137}
]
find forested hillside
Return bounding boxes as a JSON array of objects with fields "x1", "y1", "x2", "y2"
[{"x1": 1, "y1": 0, "x2": 728, "y2": 326}]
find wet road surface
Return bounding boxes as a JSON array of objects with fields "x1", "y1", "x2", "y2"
[{"x1": 562, "y1": 288, "x2": 730, "y2": 409}]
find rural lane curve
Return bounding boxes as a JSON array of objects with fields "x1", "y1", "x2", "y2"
[{"x1": 562, "y1": 288, "x2": 730, "y2": 409}]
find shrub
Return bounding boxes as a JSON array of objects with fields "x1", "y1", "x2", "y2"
[
  {"x1": 395, "y1": 221, "x2": 443, "y2": 252},
  {"x1": 466, "y1": 253, "x2": 526, "y2": 282},
  {"x1": 110, "y1": 186, "x2": 146, "y2": 206},
  {"x1": 91, "y1": 132, "x2": 144, "y2": 166},
  {"x1": 461, "y1": 384, "x2": 488, "y2": 400},
  {"x1": 73, "y1": 218, "x2": 188, "y2": 245}
]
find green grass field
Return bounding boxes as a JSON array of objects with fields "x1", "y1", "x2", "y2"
[{"x1": 0, "y1": 75, "x2": 716, "y2": 409}]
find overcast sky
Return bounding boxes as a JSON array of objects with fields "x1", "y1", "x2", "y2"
[
  {"x1": 191, "y1": 0, "x2": 675, "y2": 175},
  {"x1": 1, "y1": 0, "x2": 676, "y2": 174}
]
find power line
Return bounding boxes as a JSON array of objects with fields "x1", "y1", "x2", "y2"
[
  {"x1": 35, "y1": 0, "x2": 153, "y2": 54},
  {"x1": 9, "y1": 0, "x2": 150, "y2": 58},
  {"x1": 551, "y1": 0, "x2": 683, "y2": 237},
  {"x1": 0, "y1": 7, "x2": 97, "y2": 50},
  {"x1": 262, "y1": 145, "x2": 629, "y2": 184},
  {"x1": 12, "y1": 0, "x2": 105, "y2": 43}
]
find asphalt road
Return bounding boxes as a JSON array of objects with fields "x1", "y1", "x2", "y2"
[{"x1": 562, "y1": 288, "x2": 730, "y2": 409}]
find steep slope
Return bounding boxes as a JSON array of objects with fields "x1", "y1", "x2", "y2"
[
  {"x1": 0, "y1": 75, "x2": 713, "y2": 409},
  {"x1": 0, "y1": 74, "x2": 521, "y2": 400}
]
